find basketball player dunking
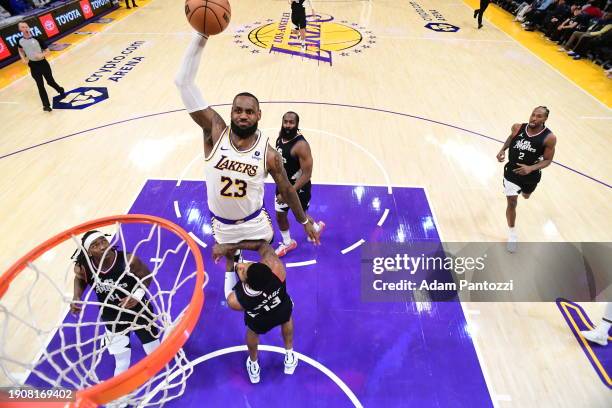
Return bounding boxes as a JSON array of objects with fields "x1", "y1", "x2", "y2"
[
  {"x1": 496, "y1": 106, "x2": 557, "y2": 253},
  {"x1": 213, "y1": 240, "x2": 297, "y2": 383},
  {"x1": 275, "y1": 111, "x2": 325, "y2": 257},
  {"x1": 70, "y1": 231, "x2": 160, "y2": 377},
  {"x1": 174, "y1": 33, "x2": 321, "y2": 269}
]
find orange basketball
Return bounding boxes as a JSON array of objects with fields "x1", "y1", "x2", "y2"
[{"x1": 185, "y1": 0, "x2": 231, "y2": 36}]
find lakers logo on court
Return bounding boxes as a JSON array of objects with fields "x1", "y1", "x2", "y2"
[{"x1": 233, "y1": 14, "x2": 376, "y2": 65}]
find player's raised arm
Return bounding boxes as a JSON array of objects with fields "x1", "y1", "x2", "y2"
[
  {"x1": 71, "y1": 264, "x2": 88, "y2": 315},
  {"x1": 120, "y1": 254, "x2": 152, "y2": 309},
  {"x1": 174, "y1": 32, "x2": 227, "y2": 154},
  {"x1": 267, "y1": 146, "x2": 320, "y2": 244},
  {"x1": 497, "y1": 123, "x2": 522, "y2": 162}
]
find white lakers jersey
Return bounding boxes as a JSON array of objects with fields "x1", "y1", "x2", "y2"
[{"x1": 205, "y1": 127, "x2": 269, "y2": 220}]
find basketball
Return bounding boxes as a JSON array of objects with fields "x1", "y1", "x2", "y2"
[{"x1": 185, "y1": 0, "x2": 231, "y2": 36}]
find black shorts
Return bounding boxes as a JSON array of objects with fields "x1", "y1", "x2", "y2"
[
  {"x1": 102, "y1": 300, "x2": 159, "y2": 344},
  {"x1": 503, "y1": 163, "x2": 541, "y2": 195},
  {"x1": 275, "y1": 186, "x2": 311, "y2": 213},
  {"x1": 292, "y1": 12, "x2": 307, "y2": 29},
  {"x1": 245, "y1": 298, "x2": 293, "y2": 334}
]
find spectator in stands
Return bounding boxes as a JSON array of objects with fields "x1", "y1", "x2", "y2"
[
  {"x1": 561, "y1": 12, "x2": 611, "y2": 57},
  {"x1": 568, "y1": 27, "x2": 612, "y2": 59},
  {"x1": 538, "y1": 0, "x2": 571, "y2": 33},
  {"x1": 125, "y1": 0, "x2": 138, "y2": 9},
  {"x1": 522, "y1": 0, "x2": 555, "y2": 29},
  {"x1": 550, "y1": 6, "x2": 590, "y2": 43},
  {"x1": 542, "y1": 2, "x2": 573, "y2": 38},
  {"x1": 17, "y1": 21, "x2": 65, "y2": 112},
  {"x1": 515, "y1": 1, "x2": 537, "y2": 22},
  {"x1": 582, "y1": 1, "x2": 604, "y2": 19}
]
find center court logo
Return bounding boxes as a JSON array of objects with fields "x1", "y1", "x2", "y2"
[{"x1": 233, "y1": 13, "x2": 376, "y2": 66}]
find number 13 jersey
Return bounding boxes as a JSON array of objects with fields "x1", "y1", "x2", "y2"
[{"x1": 205, "y1": 127, "x2": 269, "y2": 220}]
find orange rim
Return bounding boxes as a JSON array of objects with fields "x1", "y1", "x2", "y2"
[{"x1": 0, "y1": 214, "x2": 205, "y2": 407}]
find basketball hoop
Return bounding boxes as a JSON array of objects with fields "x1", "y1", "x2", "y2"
[{"x1": 0, "y1": 214, "x2": 206, "y2": 407}]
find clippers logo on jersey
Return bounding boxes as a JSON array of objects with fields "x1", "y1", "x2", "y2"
[
  {"x1": 234, "y1": 14, "x2": 376, "y2": 66},
  {"x1": 80, "y1": 0, "x2": 94, "y2": 19},
  {"x1": 52, "y1": 86, "x2": 109, "y2": 110},
  {"x1": 0, "y1": 38, "x2": 11, "y2": 61},
  {"x1": 94, "y1": 279, "x2": 129, "y2": 303},
  {"x1": 513, "y1": 139, "x2": 537, "y2": 153},
  {"x1": 213, "y1": 155, "x2": 259, "y2": 177},
  {"x1": 38, "y1": 14, "x2": 59, "y2": 37}
]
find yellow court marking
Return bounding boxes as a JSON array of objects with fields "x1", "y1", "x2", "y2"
[
  {"x1": 0, "y1": 0, "x2": 151, "y2": 90},
  {"x1": 463, "y1": 0, "x2": 612, "y2": 108},
  {"x1": 560, "y1": 301, "x2": 611, "y2": 386}
]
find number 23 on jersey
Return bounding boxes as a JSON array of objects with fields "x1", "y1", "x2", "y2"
[{"x1": 220, "y1": 176, "x2": 247, "y2": 198}]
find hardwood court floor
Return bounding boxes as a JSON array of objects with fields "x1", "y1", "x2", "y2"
[{"x1": 0, "y1": 0, "x2": 610, "y2": 406}]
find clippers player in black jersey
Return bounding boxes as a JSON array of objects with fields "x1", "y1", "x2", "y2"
[
  {"x1": 275, "y1": 111, "x2": 325, "y2": 257},
  {"x1": 289, "y1": 0, "x2": 315, "y2": 48},
  {"x1": 496, "y1": 107, "x2": 557, "y2": 253},
  {"x1": 213, "y1": 240, "x2": 297, "y2": 384},
  {"x1": 70, "y1": 231, "x2": 160, "y2": 376}
]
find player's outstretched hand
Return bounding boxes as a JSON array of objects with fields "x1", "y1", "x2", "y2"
[
  {"x1": 70, "y1": 301, "x2": 82, "y2": 315},
  {"x1": 119, "y1": 296, "x2": 139, "y2": 309},
  {"x1": 513, "y1": 163, "x2": 533, "y2": 176},
  {"x1": 304, "y1": 220, "x2": 320, "y2": 245},
  {"x1": 213, "y1": 243, "x2": 232, "y2": 263},
  {"x1": 496, "y1": 150, "x2": 505, "y2": 162}
]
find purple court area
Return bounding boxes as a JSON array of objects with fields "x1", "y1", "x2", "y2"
[{"x1": 29, "y1": 181, "x2": 492, "y2": 407}]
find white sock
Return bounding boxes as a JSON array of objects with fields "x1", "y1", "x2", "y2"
[
  {"x1": 596, "y1": 302, "x2": 612, "y2": 335},
  {"x1": 509, "y1": 227, "x2": 517, "y2": 237},
  {"x1": 285, "y1": 348, "x2": 293, "y2": 353},
  {"x1": 280, "y1": 230, "x2": 292, "y2": 245},
  {"x1": 114, "y1": 349, "x2": 131, "y2": 376},
  {"x1": 142, "y1": 339, "x2": 160, "y2": 355}
]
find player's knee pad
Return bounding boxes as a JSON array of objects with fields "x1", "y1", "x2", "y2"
[{"x1": 105, "y1": 333, "x2": 131, "y2": 355}]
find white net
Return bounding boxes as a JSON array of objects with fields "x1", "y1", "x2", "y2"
[{"x1": 0, "y1": 216, "x2": 206, "y2": 407}]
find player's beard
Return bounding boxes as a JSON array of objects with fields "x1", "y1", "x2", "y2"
[
  {"x1": 280, "y1": 126, "x2": 298, "y2": 139},
  {"x1": 231, "y1": 120, "x2": 258, "y2": 139}
]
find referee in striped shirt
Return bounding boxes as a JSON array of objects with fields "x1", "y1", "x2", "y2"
[{"x1": 17, "y1": 21, "x2": 65, "y2": 112}]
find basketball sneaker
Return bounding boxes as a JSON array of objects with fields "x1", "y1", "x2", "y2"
[
  {"x1": 284, "y1": 350, "x2": 298, "y2": 374},
  {"x1": 581, "y1": 329, "x2": 609, "y2": 346},
  {"x1": 307, "y1": 221, "x2": 326, "y2": 243},
  {"x1": 276, "y1": 240, "x2": 297, "y2": 257},
  {"x1": 246, "y1": 357, "x2": 260, "y2": 384}
]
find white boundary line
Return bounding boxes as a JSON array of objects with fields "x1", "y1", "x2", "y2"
[
  {"x1": 187, "y1": 231, "x2": 207, "y2": 249},
  {"x1": 377, "y1": 208, "x2": 389, "y2": 227},
  {"x1": 140, "y1": 345, "x2": 364, "y2": 408},
  {"x1": 341, "y1": 239, "x2": 365, "y2": 255},
  {"x1": 300, "y1": 127, "x2": 394, "y2": 194},
  {"x1": 286, "y1": 260, "x2": 317, "y2": 268},
  {"x1": 173, "y1": 200, "x2": 181, "y2": 218},
  {"x1": 423, "y1": 184, "x2": 502, "y2": 407}
]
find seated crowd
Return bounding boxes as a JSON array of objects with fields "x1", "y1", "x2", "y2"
[{"x1": 492, "y1": 0, "x2": 611, "y2": 75}]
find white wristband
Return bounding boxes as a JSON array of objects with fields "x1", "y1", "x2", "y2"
[
  {"x1": 132, "y1": 288, "x2": 146, "y2": 301},
  {"x1": 300, "y1": 218, "x2": 310, "y2": 225},
  {"x1": 224, "y1": 272, "x2": 238, "y2": 300}
]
